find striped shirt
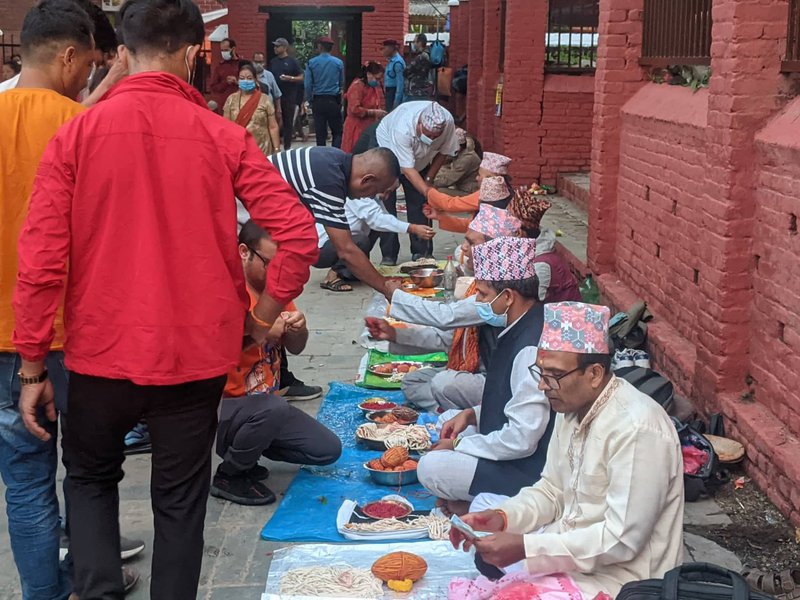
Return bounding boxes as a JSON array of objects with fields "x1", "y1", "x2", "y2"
[{"x1": 268, "y1": 147, "x2": 352, "y2": 230}]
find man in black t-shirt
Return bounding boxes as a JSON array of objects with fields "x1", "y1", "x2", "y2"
[{"x1": 269, "y1": 38, "x2": 304, "y2": 149}]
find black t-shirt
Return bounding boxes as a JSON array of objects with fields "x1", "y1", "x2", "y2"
[
  {"x1": 268, "y1": 147, "x2": 353, "y2": 230},
  {"x1": 270, "y1": 55, "x2": 303, "y2": 103}
]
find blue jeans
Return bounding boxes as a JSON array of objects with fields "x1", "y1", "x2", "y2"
[{"x1": 0, "y1": 352, "x2": 70, "y2": 600}]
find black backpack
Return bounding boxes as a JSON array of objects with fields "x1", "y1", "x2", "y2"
[
  {"x1": 618, "y1": 563, "x2": 775, "y2": 600},
  {"x1": 615, "y1": 366, "x2": 675, "y2": 413}
]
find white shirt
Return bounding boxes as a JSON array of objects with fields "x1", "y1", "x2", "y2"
[
  {"x1": 376, "y1": 101, "x2": 459, "y2": 171},
  {"x1": 0, "y1": 74, "x2": 20, "y2": 92},
  {"x1": 500, "y1": 377, "x2": 685, "y2": 598},
  {"x1": 315, "y1": 197, "x2": 410, "y2": 248}
]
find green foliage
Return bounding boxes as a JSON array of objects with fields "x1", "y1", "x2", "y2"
[
  {"x1": 649, "y1": 65, "x2": 711, "y2": 92},
  {"x1": 292, "y1": 21, "x2": 331, "y2": 68}
]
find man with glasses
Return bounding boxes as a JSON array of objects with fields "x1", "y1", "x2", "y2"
[
  {"x1": 410, "y1": 237, "x2": 554, "y2": 516},
  {"x1": 450, "y1": 302, "x2": 684, "y2": 598},
  {"x1": 210, "y1": 220, "x2": 342, "y2": 506}
]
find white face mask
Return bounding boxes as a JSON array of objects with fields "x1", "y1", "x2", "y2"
[
  {"x1": 184, "y1": 46, "x2": 195, "y2": 85},
  {"x1": 419, "y1": 133, "x2": 434, "y2": 146},
  {"x1": 221, "y1": 50, "x2": 232, "y2": 61}
]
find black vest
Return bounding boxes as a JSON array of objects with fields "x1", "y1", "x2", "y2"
[
  {"x1": 477, "y1": 324, "x2": 500, "y2": 371},
  {"x1": 469, "y1": 304, "x2": 556, "y2": 497}
]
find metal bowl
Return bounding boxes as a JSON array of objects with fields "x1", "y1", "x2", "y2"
[
  {"x1": 366, "y1": 408, "x2": 420, "y2": 425},
  {"x1": 409, "y1": 268, "x2": 444, "y2": 288},
  {"x1": 363, "y1": 462, "x2": 419, "y2": 487},
  {"x1": 358, "y1": 399, "x2": 397, "y2": 416}
]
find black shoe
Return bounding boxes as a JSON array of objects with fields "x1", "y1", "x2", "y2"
[
  {"x1": 380, "y1": 258, "x2": 397, "y2": 266},
  {"x1": 210, "y1": 469, "x2": 276, "y2": 506},
  {"x1": 60, "y1": 532, "x2": 145, "y2": 561},
  {"x1": 411, "y1": 253, "x2": 423, "y2": 261},
  {"x1": 246, "y1": 464, "x2": 270, "y2": 481},
  {"x1": 280, "y1": 383, "x2": 323, "y2": 402},
  {"x1": 123, "y1": 565, "x2": 140, "y2": 594}
]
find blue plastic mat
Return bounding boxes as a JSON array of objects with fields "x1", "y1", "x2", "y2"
[{"x1": 260, "y1": 382, "x2": 439, "y2": 543}]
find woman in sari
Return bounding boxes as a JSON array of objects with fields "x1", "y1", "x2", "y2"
[
  {"x1": 224, "y1": 63, "x2": 281, "y2": 155},
  {"x1": 342, "y1": 62, "x2": 386, "y2": 153}
]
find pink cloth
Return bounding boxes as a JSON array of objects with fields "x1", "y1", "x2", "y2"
[
  {"x1": 448, "y1": 571, "x2": 611, "y2": 600},
  {"x1": 473, "y1": 236, "x2": 537, "y2": 282},
  {"x1": 480, "y1": 176, "x2": 511, "y2": 204},
  {"x1": 469, "y1": 204, "x2": 521, "y2": 239},
  {"x1": 481, "y1": 151, "x2": 512, "y2": 175},
  {"x1": 420, "y1": 101, "x2": 447, "y2": 132},
  {"x1": 539, "y1": 302, "x2": 612, "y2": 354}
]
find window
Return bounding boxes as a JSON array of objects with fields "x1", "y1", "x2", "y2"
[
  {"x1": 546, "y1": 0, "x2": 599, "y2": 72},
  {"x1": 784, "y1": 0, "x2": 800, "y2": 72},
  {"x1": 499, "y1": 0, "x2": 507, "y2": 72},
  {"x1": 640, "y1": 0, "x2": 712, "y2": 67}
]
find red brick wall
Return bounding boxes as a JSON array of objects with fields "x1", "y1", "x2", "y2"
[
  {"x1": 226, "y1": 0, "x2": 407, "y2": 65},
  {"x1": 540, "y1": 74, "x2": 595, "y2": 184},
  {"x1": 0, "y1": 0, "x2": 31, "y2": 41}
]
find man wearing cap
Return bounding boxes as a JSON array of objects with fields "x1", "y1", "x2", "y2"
[
  {"x1": 381, "y1": 39, "x2": 405, "y2": 112},
  {"x1": 424, "y1": 151, "x2": 514, "y2": 234},
  {"x1": 368, "y1": 206, "x2": 522, "y2": 412},
  {"x1": 433, "y1": 128, "x2": 481, "y2": 195},
  {"x1": 405, "y1": 237, "x2": 555, "y2": 512},
  {"x1": 305, "y1": 36, "x2": 345, "y2": 148},
  {"x1": 270, "y1": 38, "x2": 304, "y2": 150},
  {"x1": 450, "y1": 302, "x2": 684, "y2": 597}
]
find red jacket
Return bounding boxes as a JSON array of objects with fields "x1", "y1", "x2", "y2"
[{"x1": 13, "y1": 72, "x2": 319, "y2": 385}]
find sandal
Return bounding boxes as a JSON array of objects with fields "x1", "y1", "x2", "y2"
[
  {"x1": 744, "y1": 568, "x2": 800, "y2": 599},
  {"x1": 320, "y1": 278, "x2": 353, "y2": 292}
]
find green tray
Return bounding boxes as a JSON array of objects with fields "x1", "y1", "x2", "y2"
[{"x1": 357, "y1": 349, "x2": 448, "y2": 390}]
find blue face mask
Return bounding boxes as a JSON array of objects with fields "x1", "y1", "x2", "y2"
[
  {"x1": 367, "y1": 79, "x2": 379, "y2": 88},
  {"x1": 239, "y1": 79, "x2": 257, "y2": 92},
  {"x1": 475, "y1": 291, "x2": 509, "y2": 328},
  {"x1": 419, "y1": 133, "x2": 435, "y2": 146}
]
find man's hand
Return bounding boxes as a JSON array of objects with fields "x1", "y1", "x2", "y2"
[
  {"x1": 374, "y1": 109, "x2": 388, "y2": 119},
  {"x1": 473, "y1": 532, "x2": 526, "y2": 568},
  {"x1": 430, "y1": 437, "x2": 455, "y2": 452},
  {"x1": 281, "y1": 310, "x2": 306, "y2": 332},
  {"x1": 440, "y1": 408, "x2": 475, "y2": 440},
  {"x1": 226, "y1": 75, "x2": 238, "y2": 85},
  {"x1": 409, "y1": 224, "x2": 436, "y2": 240},
  {"x1": 422, "y1": 204, "x2": 441, "y2": 221},
  {"x1": 246, "y1": 312, "x2": 283, "y2": 345},
  {"x1": 449, "y1": 510, "x2": 507, "y2": 550},
  {"x1": 384, "y1": 278, "x2": 403, "y2": 298},
  {"x1": 19, "y1": 380, "x2": 57, "y2": 441},
  {"x1": 364, "y1": 317, "x2": 397, "y2": 342}
]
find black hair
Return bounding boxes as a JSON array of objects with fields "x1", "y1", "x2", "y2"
[
  {"x1": 577, "y1": 353, "x2": 613, "y2": 374},
  {"x1": 319, "y1": 42, "x2": 335, "y2": 53},
  {"x1": 3, "y1": 59, "x2": 21, "y2": 75},
  {"x1": 520, "y1": 225, "x2": 541, "y2": 239},
  {"x1": 488, "y1": 275, "x2": 540, "y2": 300},
  {"x1": 238, "y1": 62, "x2": 257, "y2": 80},
  {"x1": 88, "y1": 64, "x2": 109, "y2": 92},
  {"x1": 358, "y1": 60, "x2": 384, "y2": 84},
  {"x1": 253, "y1": 51, "x2": 265, "y2": 59},
  {"x1": 73, "y1": 0, "x2": 117, "y2": 53},
  {"x1": 223, "y1": 38, "x2": 237, "y2": 49},
  {"x1": 416, "y1": 33, "x2": 428, "y2": 46},
  {"x1": 472, "y1": 136, "x2": 483, "y2": 158},
  {"x1": 371, "y1": 147, "x2": 401, "y2": 180},
  {"x1": 20, "y1": 0, "x2": 94, "y2": 59},
  {"x1": 239, "y1": 219, "x2": 270, "y2": 249},
  {"x1": 119, "y1": 0, "x2": 204, "y2": 55}
]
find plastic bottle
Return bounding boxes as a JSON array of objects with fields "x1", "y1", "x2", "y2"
[{"x1": 443, "y1": 256, "x2": 457, "y2": 292}]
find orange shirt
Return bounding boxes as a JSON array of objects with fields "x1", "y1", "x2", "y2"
[
  {"x1": 224, "y1": 294, "x2": 298, "y2": 398},
  {"x1": 0, "y1": 89, "x2": 85, "y2": 351},
  {"x1": 426, "y1": 188, "x2": 479, "y2": 234}
]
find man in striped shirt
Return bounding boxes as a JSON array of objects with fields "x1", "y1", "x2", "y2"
[{"x1": 268, "y1": 146, "x2": 401, "y2": 297}]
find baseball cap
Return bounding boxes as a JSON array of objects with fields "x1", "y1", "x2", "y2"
[{"x1": 272, "y1": 37, "x2": 289, "y2": 47}]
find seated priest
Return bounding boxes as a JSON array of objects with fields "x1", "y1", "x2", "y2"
[
  {"x1": 450, "y1": 302, "x2": 684, "y2": 599},
  {"x1": 432, "y1": 127, "x2": 481, "y2": 195},
  {"x1": 416, "y1": 237, "x2": 554, "y2": 515}
]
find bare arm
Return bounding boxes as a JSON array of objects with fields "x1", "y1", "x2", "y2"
[
  {"x1": 425, "y1": 152, "x2": 450, "y2": 183},
  {"x1": 326, "y1": 227, "x2": 389, "y2": 298},
  {"x1": 401, "y1": 167, "x2": 432, "y2": 197},
  {"x1": 82, "y1": 54, "x2": 128, "y2": 107}
]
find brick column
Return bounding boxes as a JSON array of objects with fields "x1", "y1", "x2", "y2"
[
  {"x1": 465, "y1": 0, "x2": 485, "y2": 133},
  {"x1": 692, "y1": 0, "x2": 787, "y2": 402},
  {"x1": 500, "y1": 0, "x2": 548, "y2": 182},
  {"x1": 586, "y1": 0, "x2": 646, "y2": 274},
  {"x1": 475, "y1": 0, "x2": 503, "y2": 148},
  {"x1": 448, "y1": 4, "x2": 464, "y2": 69}
]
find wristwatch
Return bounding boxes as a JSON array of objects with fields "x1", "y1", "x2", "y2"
[{"x1": 18, "y1": 369, "x2": 48, "y2": 386}]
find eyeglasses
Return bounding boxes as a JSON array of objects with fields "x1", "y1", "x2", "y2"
[
  {"x1": 528, "y1": 364, "x2": 583, "y2": 390},
  {"x1": 247, "y1": 246, "x2": 270, "y2": 269}
]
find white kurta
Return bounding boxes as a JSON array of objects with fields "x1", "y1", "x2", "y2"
[
  {"x1": 499, "y1": 377, "x2": 685, "y2": 598},
  {"x1": 315, "y1": 197, "x2": 410, "y2": 248},
  {"x1": 389, "y1": 291, "x2": 482, "y2": 329}
]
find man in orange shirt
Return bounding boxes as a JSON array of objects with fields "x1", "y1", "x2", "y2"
[
  {"x1": 211, "y1": 221, "x2": 342, "y2": 505},
  {"x1": 0, "y1": 2, "x2": 92, "y2": 597}
]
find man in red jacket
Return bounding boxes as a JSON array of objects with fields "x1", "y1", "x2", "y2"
[{"x1": 12, "y1": 0, "x2": 318, "y2": 598}]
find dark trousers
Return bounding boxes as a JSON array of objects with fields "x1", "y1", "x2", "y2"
[
  {"x1": 216, "y1": 393, "x2": 342, "y2": 474},
  {"x1": 280, "y1": 97, "x2": 298, "y2": 150},
  {"x1": 352, "y1": 124, "x2": 401, "y2": 261},
  {"x1": 385, "y1": 88, "x2": 398, "y2": 112},
  {"x1": 62, "y1": 373, "x2": 225, "y2": 600},
  {"x1": 312, "y1": 96, "x2": 343, "y2": 148},
  {"x1": 315, "y1": 237, "x2": 371, "y2": 280},
  {"x1": 399, "y1": 169, "x2": 433, "y2": 258}
]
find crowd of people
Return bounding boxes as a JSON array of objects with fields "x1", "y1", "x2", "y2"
[{"x1": 1, "y1": 0, "x2": 687, "y2": 599}]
